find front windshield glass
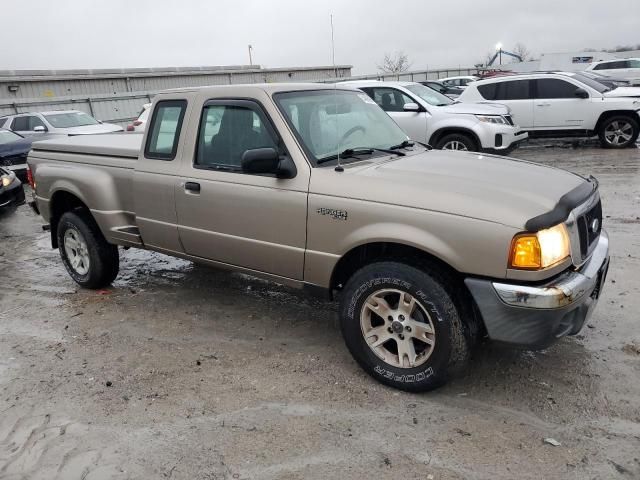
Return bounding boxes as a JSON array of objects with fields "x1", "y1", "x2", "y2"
[
  {"x1": 569, "y1": 73, "x2": 610, "y2": 93},
  {"x1": 404, "y1": 83, "x2": 454, "y2": 106},
  {"x1": 44, "y1": 112, "x2": 100, "y2": 128},
  {"x1": 274, "y1": 89, "x2": 409, "y2": 166},
  {"x1": 0, "y1": 129, "x2": 22, "y2": 145}
]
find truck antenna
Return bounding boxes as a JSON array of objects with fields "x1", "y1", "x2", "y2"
[{"x1": 331, "y1": 14, "x2": 343, "y2": 173}]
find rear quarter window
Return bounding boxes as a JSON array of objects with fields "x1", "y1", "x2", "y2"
[
  {"x1": 477, "y1": 83, "x2": 497, "y2": 100},
  {"x1": 144, "y1": 100, "x2": 187, "y2": 161}
]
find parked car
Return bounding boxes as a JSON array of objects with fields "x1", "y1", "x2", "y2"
[
  {"x1": 0, "y1": 167, "x2": 25, "y2": 211},
  {"x1": 561, "y1": 72, "x2": 640, "y2": 99},
  {"x1": 345, "y1": 80, "x2": 527, "y2": 153},
  {"x1": 0, "y1": 129, "x2": 32, "y2": 182},
  {"x1": 419, "y1": 81, "x2": 463, "y2": 98},
  {"x1": 27, "y1": 83, "x2": 609, "y2": 393},
  {"x1": 459, "y1": 72, "x2": 640, "y2": 148},
  {"x1": 126, "y1": 103, "x2": 151, "y2": 132},
  {"x1": 439, "y1": 75, "x2": 479, "y2": 89},
  {"x1": 579, "y1": 71, "x2": 631, "y2": 88},
  {"x1": 585, "y1": 58, "x2": 640, "y2": 81},
  {"x1": 0, "y1": 110, "x2": 123, "y2": 138}
]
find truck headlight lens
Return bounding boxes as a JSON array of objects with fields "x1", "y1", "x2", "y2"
[
  {"x1": 509, "y1": 224, "x2": 570, "y2": 269},
  {"x1": 476, "y1": 115, "x2": 508, "y2": 125}
]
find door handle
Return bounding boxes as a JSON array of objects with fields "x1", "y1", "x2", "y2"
[
  {"x1": 184, "y1": 181, "x2": 201, "y2": 193},
  {"x1": 536, "y1": 103, "x2": 551, "y2": 107}
]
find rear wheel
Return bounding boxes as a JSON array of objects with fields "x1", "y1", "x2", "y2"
[
  {"x1": 339, "y1": 261, "x2": 472, "y2": 392},
  {"x1": 436, "y1": 133, "x2": 478, "y2": 152},
  {"x1": 57, "y1": 210, "x2": 119, "y2": 289},
  {"x1": 598, "y1": 115, "x2": 639, "y2": 149}
]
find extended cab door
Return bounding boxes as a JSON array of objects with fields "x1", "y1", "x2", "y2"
[
  {"x1": 361, "y1": 87, "x2": 428, "y2": 142},
  {"x1": 533, "y1": 78, "x2": 591, "y2": 129},
  {"x1": 134, "y1": 98, "x2": 189, "y2": 253},
  {"x1": 173, "y1": 96, "x2": 309, "y2": 280}
]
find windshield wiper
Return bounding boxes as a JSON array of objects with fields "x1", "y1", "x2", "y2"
[
  {"x1": 317, "y1": 147, "x2": 405, "y2": 165},
  {"x1": 389, "y1": 140, "x2": 414, "y2": 150}
]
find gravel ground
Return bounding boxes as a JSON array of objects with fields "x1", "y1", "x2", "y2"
[{"x1": 0, "y1": 143, "x2": 639, "y2": 479}]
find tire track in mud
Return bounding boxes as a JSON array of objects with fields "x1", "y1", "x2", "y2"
[{"x1": 0, "y1": 409, "x2": 126, "y2": 479}]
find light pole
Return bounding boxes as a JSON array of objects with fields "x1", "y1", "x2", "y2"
[
  {"x1": 248, "y1": 45, "x2": 253, "y2": 66},
  {"x1": 495, "y1": 42, "x2": 503, "y2": 66}
]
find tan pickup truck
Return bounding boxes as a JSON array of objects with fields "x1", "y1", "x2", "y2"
[{"x1": 27, "y1": 83, "x2": 610, "y2": 392}]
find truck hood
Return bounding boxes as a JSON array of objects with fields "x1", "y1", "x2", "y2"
[
  {"x1": 603, "y1": 87, "x2": 640, "y2": 98},
  {"x1": 63, "y1": 123, "x2": 124, "y2": 135},
  {"x1": 315, "y1": 150, "x2": 586, "y2": 229},
  {"x1": 439, "y1": 101, "x2": 510, "y2": 116}
]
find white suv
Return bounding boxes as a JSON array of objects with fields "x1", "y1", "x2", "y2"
[
  {"x1": 459, "y1": 73, "x2": 640, "y2": 148},
  {"x1": 585, "y1": 58, "x2": 640, "y2": 81},
  {"x1": 345, "y1": 80, "x2": 527, "y2": 153}
]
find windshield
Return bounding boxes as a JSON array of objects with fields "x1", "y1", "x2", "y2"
[
  {"x1": 404, "y1": 83, "x2": 454, "y2": 106},
  {"x1": 0, "y1": 129, "x2": 23, "y2": 145},
  {"x1": 568, "y1": 73, "x2": 610, "y2": 93},
  {"x1": 44, "y1": 111, "x2": 100, "y2": 128},
  {"x1": 274, "y1": 89, "x2": 409, "y2": 166}
]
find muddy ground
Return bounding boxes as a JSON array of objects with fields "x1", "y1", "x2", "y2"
[{"x1": 1, "y1": 143, "x2": 639, "y2": 479}]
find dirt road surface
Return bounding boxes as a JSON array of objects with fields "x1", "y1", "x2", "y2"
[{"x1": 1, "y1": 144, "x2": 639, "y2": 479}]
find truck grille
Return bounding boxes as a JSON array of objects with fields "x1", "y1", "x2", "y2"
[
  {"x1": 577, "y1": 199, "x2": 602, "y2": 258},
  {"x1": 1, "y1": 153, "x2": 28, "y2": 167}
]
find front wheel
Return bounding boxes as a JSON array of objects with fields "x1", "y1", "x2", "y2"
[
  {"x1": 339, "y1": 261, "x2": 471, "y2": 392},
  {"x1": 598, "y1": 115, "x2": 639, "y2": 149},
  {"x1": 435, "y1": 133, "x2": 478, "y2": 152},
  {"x1": 57, "y1": 210, "x2": 119, "y2": 289}
]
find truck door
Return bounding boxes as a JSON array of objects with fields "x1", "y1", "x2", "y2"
[
  {"x1": 174, "y1": 98, "x2": 309, "y2": 280},
  {"x1": 133, "y1": 98, "x2": 189, "y2": 254}
]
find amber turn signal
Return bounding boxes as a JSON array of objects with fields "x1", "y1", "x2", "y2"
[{"x1": 510, "y1": 234, "x2": 542, "y2": 269}]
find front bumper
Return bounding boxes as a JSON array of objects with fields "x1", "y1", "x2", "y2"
[
  {"x1": 465, "y1": 230, "x2": 610, "y2": 349},
  {"x1": 477, "y1": 124, "x2": 528, "y2": 152},
  {"x1": 0, "y1": 181, "x2": 26, "y2": 209}
]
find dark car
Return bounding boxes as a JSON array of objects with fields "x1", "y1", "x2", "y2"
[
  {"x1": 0, "y1": 128, "x2": 32, "y2": 182},
  {"x1": 0, "y1": 167, "x2": 25, "y2": 211},
  {"x1": 420, "y1": 80, "x2": 463, "y2": 98}
]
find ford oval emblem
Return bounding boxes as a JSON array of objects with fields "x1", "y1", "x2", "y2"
[{"x1": 590, "y1": 218, "x2": 600, "y2": 233}]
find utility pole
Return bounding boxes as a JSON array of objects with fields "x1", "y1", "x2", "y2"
[{"x1": 248, "y1": 45, "x2": 253, "y2": 66}]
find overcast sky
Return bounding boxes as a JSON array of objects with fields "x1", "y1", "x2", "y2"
[{"x1": 3, "y1": 0, "x2": 639, "y2": 74}]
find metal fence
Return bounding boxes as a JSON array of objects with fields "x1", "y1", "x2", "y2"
[
  {"x1": 318, "y1": 67, "x2": 489, "y2": 83},
  {"x1": 0, "y1": 65, "x2": 352, "y2": 127}
]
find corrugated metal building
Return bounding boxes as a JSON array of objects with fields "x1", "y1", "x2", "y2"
[{"x1": 0, "y1": 65, "x2": 352, "y2": 126}]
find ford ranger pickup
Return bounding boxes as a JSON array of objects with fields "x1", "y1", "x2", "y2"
[{"x1": 27, "y1": 83, "x2": 610, "y2": 392}]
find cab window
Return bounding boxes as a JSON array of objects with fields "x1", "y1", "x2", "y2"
[{"x1": 144, "y1": 100, "x2": 187, "y2": 160}]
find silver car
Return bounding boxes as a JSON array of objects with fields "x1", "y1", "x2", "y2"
[{"x1": 0, "y1": 110, "x2": 123, "y2": 137}]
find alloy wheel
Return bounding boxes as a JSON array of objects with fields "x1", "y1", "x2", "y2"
[
  {"x1": 442, "y1": 140, "x2": 468, "y2": 151},
  {"x1": 64, "y1": 228, "x2": 90, "y2": 275},
  {"x1": 604, "y1": 120, "x2": 633, "y2": 146}
]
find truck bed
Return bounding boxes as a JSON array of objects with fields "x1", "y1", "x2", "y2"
[{"x1": 32, "y1": 132, "x2": 142, "y2": 159}]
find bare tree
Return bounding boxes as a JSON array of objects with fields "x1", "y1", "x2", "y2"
[
  {"x1": 512, "y1": 43, "x2": 531, "y2": 62},
  {"x1": 378, "y1": 52, "x2": 412, "y2": 74}
]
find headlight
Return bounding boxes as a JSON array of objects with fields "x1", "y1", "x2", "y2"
[
  {"x1": 476, "y1": 115, "x2": 509, "y2": 125},
  {"x1": 509, "y1": 224, "x2": 570, "y2": 269},
  {"x1": 1, "y1": 175, "x2": 14, "y2": 188}
]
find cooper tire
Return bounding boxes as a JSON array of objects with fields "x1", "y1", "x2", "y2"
[
  {"x1": 339, "y1": 261, "x2": 471, "y2": 392},
  {"x1": 598, "y1": 115, "x2": 639, "y2": 149},
  {"x1": 435, "y1": 133, "x2": 478, "y2": 152},
  {"x1": 57, "y1": 209, "x2": 119, "y2": 289}
]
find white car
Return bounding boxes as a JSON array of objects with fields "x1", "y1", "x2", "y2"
[
  {"x1": 0, "y1": 110, "x2": 123, "y2": 137},
  {"x1": 459, "y1": 72, "x2": 640, "y2": 148},
  {"x1": 562, "y1": 72, "x2": 640, "y2": 99},
  {"x1": 439, "y1": 75, "x2": 479, "y2": 90},
  {"x1": 585, "y1": 58, "x2": 640, "y2": 81},
  {"x1": 126, "y1": 103, "x2": 151, "y2": 132},
  {"x1": 344, "y1": 80, "x2": 527, "y2": 153}
]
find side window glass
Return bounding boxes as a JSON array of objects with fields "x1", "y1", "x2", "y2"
[
  {"x1": 195, "y1": 103, "x2": 278, "y2": 170},
  {"x1": 494, "y1": 80, "x2": 532, "y2": 100},
  {"x1": 28, "y1": 116, "x2": 46, "y2": 130},
  {"x1": 12, "y1": 117, "x2": 29, "y2": 131},
  {"x1": 535, "y1": 79, "x2": 579, "y2": 99},
  {"x1": 629, "y1": 59, "x2": 640, "y2": 68},
  {"x1": 477, "y1": 83, "x2": 497, "y2": 100},
  {"x1": 144, "y1": 100, "x2": 187, "y2": 160},
  {"x1": 370, "y1": 88, "x2": 413, "y2": 112}
]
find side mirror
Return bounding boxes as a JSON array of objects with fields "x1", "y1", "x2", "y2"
[
  {"x1": 403, "y1": 102, "x2": 421, "y2": 112},
  {"x1": 33, "y1": 126, "x2": 46, "y2": 133},
  {"x1": 575, "y1": 88, "x2": 589, "y2": 99},
  {"x1": 241, "y1": 147, "x2": 295, "y2": 179}
]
